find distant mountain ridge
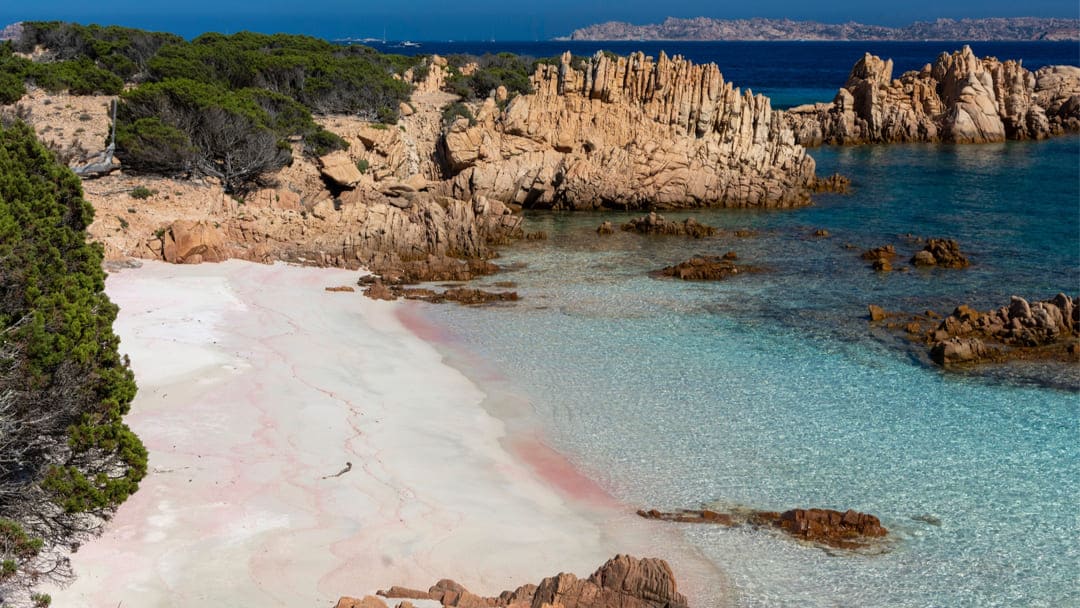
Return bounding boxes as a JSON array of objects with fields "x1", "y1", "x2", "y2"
[{"x1": 567, "y1": 17, "x2": 1080, "y2": 41}]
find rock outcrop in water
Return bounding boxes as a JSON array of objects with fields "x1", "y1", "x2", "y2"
[
  {"x1": 638, "y1": 507, "x2": 889, "y2": 550},
  {"x1": 336, "y1": 555, "x2": 690, "y2": 608},
  {"x1": 652, "y1": 255, "x2": 757, "y2": 280},
  {"x1": 871, "y1": 294, "x2": 1080, "y2": 366},
  {"x1": 620, "y1": 212, "x2": 718, "y2": 237},
  {"x1": 440, "y1": 51, "x2": 819, "y2": 209},
  {"x1": 783, "y1": 46, "x2": 1080, "y2": 145}
]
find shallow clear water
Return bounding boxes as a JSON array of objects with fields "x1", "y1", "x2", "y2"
[{"x1": 421, "y1": 136, "x2": 1080, "y2": 607}]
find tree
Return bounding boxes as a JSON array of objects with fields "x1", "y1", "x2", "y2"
[{"x1": 0, "y1": 121, "x2": 146, "y2": 604}]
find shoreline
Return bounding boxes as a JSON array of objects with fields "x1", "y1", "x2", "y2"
[{"x1": 46, "y1": 260, "x2": 723, "y2": 607}]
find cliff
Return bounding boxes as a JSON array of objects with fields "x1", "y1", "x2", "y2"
[
  {"x1": 439, "y1": 51, "x2": 819, "y2": 210},
  {"x1": 568, "y1": 17, "x2": 1080, "y2": 41},
  {"x1": 781, "y1": 46, "x2": 1080, "y2": 145}
]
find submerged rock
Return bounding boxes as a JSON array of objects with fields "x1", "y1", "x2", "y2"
[
  {"x1": 620, "y1": 212, "x2": 718, "y2": 238},
  {"x1": 653, "y1": 256, "x2": 752, "y2": 281},
  {"x1": 639, "y1": 506, "x2": 888, "y2": 550}
]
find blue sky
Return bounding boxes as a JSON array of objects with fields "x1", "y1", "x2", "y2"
[{"x1": 3, "y1": 0, "x2": 1078, "y2": 40}]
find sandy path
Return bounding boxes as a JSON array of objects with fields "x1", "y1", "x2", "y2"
[{"x1": 46, "y1": 260, "x2": 718, "y2": 607}]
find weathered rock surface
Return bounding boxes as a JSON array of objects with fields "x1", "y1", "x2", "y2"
[
  {"x1": 370, "y1": 554, "x2": 689, "y2": 608},
  {"x1": 620, "y1": 212, "x2": 718, "y2": 237},
  {"x1": 440, "y1": 51, "x2": 818, "y2": 210},
  {"x1": 911, "y1": 238, "x2": 969, "y2": 268},
  {"x1": 882, "y1": 294, "x2": 1079, "y2": 366},
  {"x1": 653, "y1": 256, "x2": 754, "y2": 281},
  {"x1": 783, "y1": 46, "x2": 1080, "y2": 145},
  {"x1": 161, "y1": 219, "x2": 228, "y2": 264},
  {"x1": 638, "y1": 507, "x2": 888, "y2": 550}
]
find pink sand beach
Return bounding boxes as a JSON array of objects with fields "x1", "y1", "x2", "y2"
[{"x1": 47, "y1": 260, "x2": 720, "y2": 607}]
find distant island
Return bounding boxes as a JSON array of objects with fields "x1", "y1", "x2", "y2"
[{"x1": 566, "y1": 17, "x2": 1080, "y2": 41}]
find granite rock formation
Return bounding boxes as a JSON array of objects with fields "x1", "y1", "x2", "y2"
[
  {"x1": 870, "y1": 295, "x2": 1080, "y2": 366},
  {"x1": 783, "y1": 46, "x2": 1080, "y2": 145},
  {"x1": 360, "y1": 554, "x2": 690, "y2": 608},
  {"x1": 638, "y1": 507, "x2": 888, "y2": 550},
  {"x1": 440, "y1": 51, "x2": 819, "y2": 210}
]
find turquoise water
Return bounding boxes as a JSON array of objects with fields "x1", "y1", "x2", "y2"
[{"x1": 421, "y1": 137, "x2": 1080, "y2": 607}]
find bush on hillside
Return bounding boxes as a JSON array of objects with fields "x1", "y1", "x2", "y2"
[
  {"x1": 146, "y1": 32, "x2": 414, "y2": 121},
  {"x1": 445, "y1": 52, "x2": 533, "y2": 100}
]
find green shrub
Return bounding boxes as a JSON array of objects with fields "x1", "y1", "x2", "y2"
[
  {"x1": 355, "y1": 158, "x2": 369, "y2": 173},
  {"x1": 0, "y1": 121, "x2": 146, "y2": 517},
  {"x1": 446, "y1": 53, "x2": 533, "y2": 101},
  {"x1": 146, "y1": 32, "x2": 413, "y2": 121},
  {"x1": 116, "y1": 79, "x2": 291, "y2": 191},
  {"x1": 129, "y1": 186, "x2": 155, "y2": 200},
  {"x1": 31, "y1": 593, "x2": 52, "y2": 607},
  {"x1": 441, "y1": 101, "x2": 475, "y2": 126}
]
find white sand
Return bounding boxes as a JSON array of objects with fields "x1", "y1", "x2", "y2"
[{"x1": 48, "y1": 260, "x2": 719, "y2": 607}]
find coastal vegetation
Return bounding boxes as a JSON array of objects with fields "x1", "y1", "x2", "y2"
[
  {"x1": 0, "y1": 120, "x2": 146, "y2": 601},
  {"x1": 1, "y1": 23, "x2": 423, "y2": 191}
]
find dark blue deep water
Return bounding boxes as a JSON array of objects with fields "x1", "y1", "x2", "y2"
[{"x1": 414, "y1": 42, "x2": 1080, "y2": 608}]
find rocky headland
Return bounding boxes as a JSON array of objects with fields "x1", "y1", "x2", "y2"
[
  {"x1": 440, "y1": 51, "x2": 820, "y2": 210},
  {"x1": 567, "y1": 17, "x2": 1080, "y2": 41},
  {"x1": 782, "y1": 45, "x2": 1080, "y2": 145},
  {"x1": 336, "y1": 554, "x2": 689, "y2": 608}
]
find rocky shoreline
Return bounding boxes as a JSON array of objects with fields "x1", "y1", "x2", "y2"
[
  {"x1": 338, "y1": 555, "x2": 689, "y2": 608},
  {"x1": 783, "y1": 46, "x2": 1080, "y2": 145}
]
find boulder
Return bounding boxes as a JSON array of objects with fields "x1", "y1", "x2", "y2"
[
  {"x1": 161, "y1": 220, "x2": 228, "y2": 264},
  {"x1": 868, "y1": 304, "x2": 887, "y2": 321},
  {"x1": 335, "y1": 597, "x2": 388, "y2": 608},
  {"x1": 320, "y1": 151, "x2": 364, "y2": 187},
  {"x1": 930, "y1": 336, "x2": 992, "y2": 365}
]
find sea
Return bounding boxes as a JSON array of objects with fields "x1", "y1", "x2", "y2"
[{"x1": 396, "y1": 41, "x2": 1080, "y2": 607}]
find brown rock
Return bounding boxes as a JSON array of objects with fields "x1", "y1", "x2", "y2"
[
  {"x1": 532, "y1": 555, "x2": 689, "y2": 608},
  {"x1": 860, "y1": 245, "x2": 896, "y2": 261},
  {"x1": 320, "y1": 151, "x2": 364, "y2": 187},
  {"x1": 872, "y1": 258, "x2": 893, "y2": 272},
  {"x1": 913, "y1": 238, "x2": 969, "y2": 268},
  {"x1": 654, "y1": 256, "x2": 751, "y2": 281},
  {"x1": 620, "y1": 212, "x2": 718, "y2": 238},
  {"x1": 868, "y1": 304, "x2": 887, "y2": 321},
  {"x1": 377, "y1": 586, "x2": 433, "y2": 601},
  {"x1": 776, "y1": 508, "x2": 888, "y2": 549},
  {"x1": 722, "y1": 251, "x2": 738, "y2": 260},
  {"x1": 638, "y1": 506, "x2": 888, "y2": 550},
  {"x1": 911, "y1": 250, "x2": 938, "y2": 267},
  {"x1": 812, "y1": 228, "x2": 830, "y2": 237},
  {"x1": 335, "y1": 596, "x2": 388, "y2": 608},
  {"x1": 162, "y1": 220, "x2": 228, "y2": 264},
  {"x1": 325, "y1": 285, "x2": 356, "y2": 292},
  {"x1": 596, "y1": 221, "x2": 615, "y2": 235},
  {"x1": 930, "y1": 337, "x2": 993, "y2": 365}
]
